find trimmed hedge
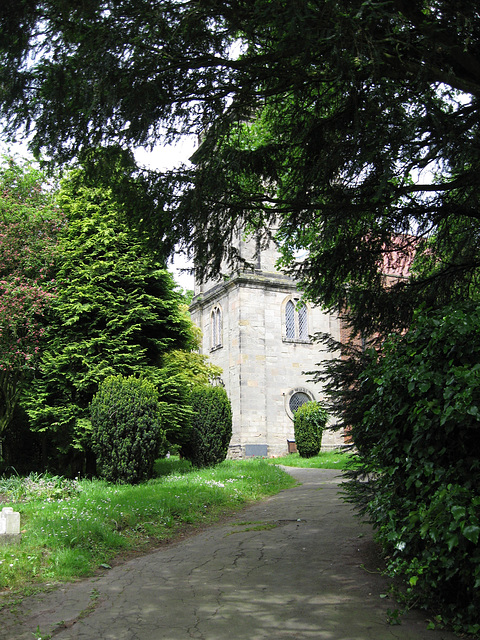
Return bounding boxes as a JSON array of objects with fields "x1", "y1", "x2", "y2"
[
  {"x1": 294, "y1": 401, "x2": 329, "y2": 458},
  {"x1": 90, "y1": 375, "x2": 165, "y2": 484},
  {"x1": 182, "y1": 385, "x2": 232, "y2": 467}
]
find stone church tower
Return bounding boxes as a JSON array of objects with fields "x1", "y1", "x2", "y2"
[{"x1": 189, "y1": 228, "x2": 344, "y2": 458}]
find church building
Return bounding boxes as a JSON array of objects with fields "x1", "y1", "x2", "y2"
[{"x1": 189, "y1": 229, "x2": 345, "y2": 458}]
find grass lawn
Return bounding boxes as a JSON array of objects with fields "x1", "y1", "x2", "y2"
[
  {"x1": 0, "y1": 458, "x2": 296, "y2": 597},
  {"x1": 268, "y1": 449, "x2": 353, "y2": 469}
]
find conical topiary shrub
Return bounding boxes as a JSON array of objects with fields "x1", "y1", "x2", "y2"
[
  {"x1": 294, "y1": 401, "x2": 328, "y2": 458},
  {"x1": 90, "y1": 375, "x2": 165, "y2": 483}
]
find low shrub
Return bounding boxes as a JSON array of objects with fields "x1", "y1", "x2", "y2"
[
  {"x1": 293, "y1": 401, "x2": 329, "y2": 458},
  {"x1": 90, "y1": 375, "x2": 165, "y2": 484},
  {"x1": 182, "y1": 385, "x2": 232, "y2": 467}
]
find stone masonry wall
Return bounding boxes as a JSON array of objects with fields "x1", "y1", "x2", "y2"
[{"x1": 190, "y1": 234, "x2": 344, "y2": 457}]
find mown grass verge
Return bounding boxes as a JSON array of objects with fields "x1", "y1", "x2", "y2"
[
  {"x1": 0, "y1": 459, "x2": 296, "y2": 597},
  {"x1": 269, "y1": 449, "x2": 352, "y2": 469}
]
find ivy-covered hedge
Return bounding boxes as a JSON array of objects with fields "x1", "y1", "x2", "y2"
[
  {"x1": 182, "y1": 385, "x2": 232, "y2": 467},
  {"x1": 293, "y1": 401, "x2": 328, "y2": 458},
  {"x1": 342, "y1": 302, "x2": 480, "y2": 636},
  {"x1": 90, "y1": 375, "x2": 165, "y2": 484}
]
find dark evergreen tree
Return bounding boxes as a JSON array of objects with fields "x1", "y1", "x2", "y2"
[
  {"x1": 293, "y1": 402, "x2": 328, "y2": 459},
  {"x1": 1, "y1": 1, "x2": 479, "y2": 334},
  {"x1": 182, "y1": 386, "x2": 232, "y2": 468}
]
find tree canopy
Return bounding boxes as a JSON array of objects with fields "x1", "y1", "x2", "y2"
[
  {"x1": 1, "y1": 1, "x2": 479, "y2": 334},
  {"x1": 25, "y1": 164, "x2": 197, "y2": 470},
  {"x1": 2, "y1": 4, "x2": 480, "y2": 625},
  {"x1": 0, "y1": 157, "x2": 61, "y2": 442}
]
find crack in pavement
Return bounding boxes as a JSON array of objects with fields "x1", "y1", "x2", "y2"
[{"x1": 0, "y1": 468, "x2": 461, "y2": 640}]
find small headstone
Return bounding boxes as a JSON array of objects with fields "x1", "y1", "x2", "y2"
[{"x1": 0, "y1": 507, "x2": 21, "y2": 544}]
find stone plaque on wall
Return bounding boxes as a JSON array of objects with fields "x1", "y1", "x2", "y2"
[{"x1": 244, "y1": 444, "x2": 268, "y2": 458}]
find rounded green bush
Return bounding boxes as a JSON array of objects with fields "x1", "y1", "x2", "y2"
[
  {"x1": 182, "y1": 385, "x2": 232, "y2": 467},
  {"x1": 90, "y1": 375, "x2": 165, "y2": 484},
  {"x1": 294, "y1": 401, "x2": 329, "y2": 458}
]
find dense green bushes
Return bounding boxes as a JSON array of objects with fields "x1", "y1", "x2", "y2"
[
  {"x1": 90, "y1": 379, "x2": 232, "y2": 476},
  {"x1": 293, "y1": 402, "x2": 328, "y2": 458},
  {"x1": 339, "y1": 302, "x2": 480, "y2": 635},
  {"x1": 24, "y1": 166, "x2": 197, "y2": 474},
  {"x1": 156, "y1": 349, "x2": 223, "y2": 453},
  {"x1": 182, "y1": 386, "x2": 232, "y2": 467},
  {"x1": 90, "y1": 375, "x2": 165, "y2": 484}
]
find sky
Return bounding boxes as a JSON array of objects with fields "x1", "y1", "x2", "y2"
[{"x1": 134, "y1": 138, "x2": 197, "y2": 291}]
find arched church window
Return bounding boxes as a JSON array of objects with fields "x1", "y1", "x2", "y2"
[
  {"x1": 210, "y1": 306, "x2": 222, "y2": 350},
  {"x1": 285, "y1": 300, "x2": 295, "y2": 339},
  {"x1": 283, "y1": 297, "x2": 310, "y2": 342},
  {"x1": 298, "y1": 303, "x2": 308, "y2": 339}
]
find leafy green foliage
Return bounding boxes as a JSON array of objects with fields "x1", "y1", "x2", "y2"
[
  {"x1": 161, "y1": 349, "x2": 222, "y2": 388},
  {"x1": 156, "y1": 348, "x2": 223, "y2": 451},
  {"x1": 90, "y1": 375, "x2": 165, "y2": 484},
  {"x1": 293, "y1": 402, "x2": 328, "y2": 458},
  {"x1": 156, "y1": 370, "x2": 193, "y2": 454},
  {"x1": 182, "y1": 386, "x2": 232, "y2": 468},
  {"x1": 1, "y1": 2, "x2": 479, "y2": 337},
  {"x1": 0, "y1": 156, "x2": 61, "y2": 441},
  {"x1": 24, "y1": 165, "x2": 197, "y2": 472},
  {"x1": 339, "y1": 302, "x2": 480, "y2": 634}
]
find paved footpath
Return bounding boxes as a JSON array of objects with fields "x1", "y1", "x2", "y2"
[{"x1": 0, "y1": 468, "x2": 459, "y2": 640}]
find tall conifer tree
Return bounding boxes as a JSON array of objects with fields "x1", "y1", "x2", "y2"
[{"x1": 26, "y1": 165, "x2": 196, "y2": 470}]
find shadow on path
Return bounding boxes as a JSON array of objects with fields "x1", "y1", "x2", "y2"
[{"x1": 0, "y1": 468, "x2": 459, "y2": 640}]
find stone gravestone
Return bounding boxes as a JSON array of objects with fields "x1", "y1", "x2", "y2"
[{"x1": 0, "y1": 507, "x2": 21, "y2": 544}]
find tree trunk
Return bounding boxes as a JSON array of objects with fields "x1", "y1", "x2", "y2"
[{"x1": 0, "y1": 369, "x2": 23, "y2": 443}]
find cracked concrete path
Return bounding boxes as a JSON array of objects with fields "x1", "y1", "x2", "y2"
[{"x1": 0, "y1": 468, "x2": 458, "y2": 640}]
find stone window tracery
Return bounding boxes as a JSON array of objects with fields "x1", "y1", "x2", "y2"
[{"x1": 289, "y1": 391, "x2": 311, "y2": 414}]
